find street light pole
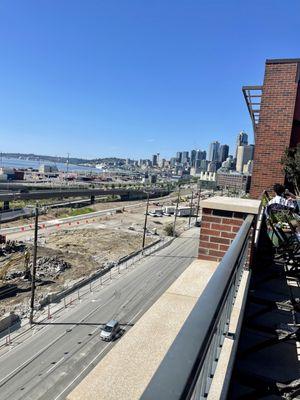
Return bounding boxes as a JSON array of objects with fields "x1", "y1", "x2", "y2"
[
  {"x1": 195, "y1": 184, "x2": 202, "y2": 224},
  {"x1": 66, "y1": 153, "x2": 70, "y2": 174},
  {"x1": 29, "y1": 204, "x2": 39, "y2": 325},
  {"x1": 173, "y1": 185, "x2": 181, "y2": 237},
  {"x1": 142, "y1": 192, "x2": 150, "y2": 250},
  {"x1": 188, "y1": 190, "x2": 194, "y2": 228}
]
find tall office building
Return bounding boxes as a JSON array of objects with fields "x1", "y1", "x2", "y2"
[
  {"x1": 181, "y1": 151, "x2": 189, "y2": 164},
  {"x1": 159, "y1": 158, "x2": 166, "y2": 168},
  {"x1": 176, "y1": 152, "x2": 182, "y2": 163},
  {"x1": 196, "y1": 149, "x2": 206, "y2": 161},
  {"x1": 170, "y1": 157, "x2": 177, "y2": 167},
  {"x1": 236, "y1": 145, "x2": 254, "y2": 173},
  {"x1": 218, "y1": 144, "x2": 229, "y2": 163},
  {"x1": 190, "y1": 150, "x2": 197, "y2": 167},
  {"x1": 237, "y1": 131, "x2": 248, "y2": 146},
  {"x1": 152, "y1": 154, "x2": 158, "y2": 166},
  {"x1": 235, "y1": 131, "x2": 248, "y2": 159},
  {"x1": 208, "y1": 141, "x2": 220, "y2": 162}
]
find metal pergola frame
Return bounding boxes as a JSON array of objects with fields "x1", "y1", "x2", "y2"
[{"x1": 242, "y1": 85, "x2": 263, "y2": 134}]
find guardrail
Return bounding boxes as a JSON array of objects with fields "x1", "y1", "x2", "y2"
[{"x1": 141, "y1": 214, "x2": 254, "y2": 400}]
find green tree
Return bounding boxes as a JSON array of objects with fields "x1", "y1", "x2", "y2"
[
  {"x1": 164, "y1": 223, "x2": 176, "y2": 236},
  {"x1": 281, "y1": 144, "x2": 300, "y2": 196}
]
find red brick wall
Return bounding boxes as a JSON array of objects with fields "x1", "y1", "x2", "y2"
[
  {"x1": 291, "y1": 85, "x2": 300, "y2": 147},
  {"x1": 198, "y1": 208, "x2": 244, "y2": 262},
  {"x1": 250, "y1": 60, "x2": 300, "y2": 198}
]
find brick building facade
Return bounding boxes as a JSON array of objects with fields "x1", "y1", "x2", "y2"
[
  {"x1": 246, "y1": 59, "x2": 300, "y2": 198},
  {"x1": 216, "y1": 171, "x2": 251, "y2": 192}
]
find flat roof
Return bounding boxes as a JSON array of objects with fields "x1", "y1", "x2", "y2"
[{"x1": 266, "y1": 58, "x2": 300, "y2": 64}]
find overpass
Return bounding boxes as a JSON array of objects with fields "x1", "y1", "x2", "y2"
[{"x1": 0, "y1": 188, "x2": 169, "y2": 209}]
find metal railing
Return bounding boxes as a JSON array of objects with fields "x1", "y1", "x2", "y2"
[{"x1": 141, "y1": 214, "x2": 254, "y2": 400}]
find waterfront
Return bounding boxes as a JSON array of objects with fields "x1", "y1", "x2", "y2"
[{"x1": 0, "y1": 157, "x2": 102, "y2": 174}]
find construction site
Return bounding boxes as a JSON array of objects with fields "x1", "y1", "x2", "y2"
[{"x1": 0, "y1": 191, "x2": 201, "y2": 323}]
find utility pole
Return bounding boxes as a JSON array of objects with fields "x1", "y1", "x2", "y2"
[
  {"x1": 173, "y1": 185, "x2": 181, "y2": 237},
  {"x1": 66, "y1": 153, "x2": 70, "y2": 174},
  {"x1": 29, "y1": 204, "x2": 39, "y2": 325},
  {"x1": 142, "y1": 192, "x2": 150, "y2": 250},
  {"x1": 188, "y1": 190, "x2": 194, "y2": 228},
  {"x1": 195, "y1": 184, "x2": 201, "y2": 224}
]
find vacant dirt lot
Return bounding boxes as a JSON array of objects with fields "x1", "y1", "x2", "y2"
[{"x1": 0, "y1": 199, "x2": 194, "y2": 317}]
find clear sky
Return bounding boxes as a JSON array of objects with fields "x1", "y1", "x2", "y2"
[{"x1": 0, "y1": 0, "x2": 299, "y2": 160}]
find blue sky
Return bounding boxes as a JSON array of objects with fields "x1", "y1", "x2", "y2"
[{"x1": 0, "y1": 0, "x2": 299, "y2": 160}]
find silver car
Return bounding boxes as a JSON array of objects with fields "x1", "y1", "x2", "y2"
[{"x1": 100, "y1": 320, "x2": 120, "y2": 341}]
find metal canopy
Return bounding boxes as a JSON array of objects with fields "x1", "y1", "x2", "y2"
[{"x1": 242, "y1": 85, "x2": 262, "y2": 133}]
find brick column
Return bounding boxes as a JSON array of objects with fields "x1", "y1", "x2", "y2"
[
  {"x1": 198, "y1": 197, "x2": 260, "y2": 262},
  {"x1": 250, "y1": 59, "x2": 300, "y2": 198}
]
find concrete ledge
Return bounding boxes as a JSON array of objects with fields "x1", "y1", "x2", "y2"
[
  {"x1": 202, "y1": 196, "x2": 260, "y2": 215},
  {"x1": 67, "y1": 259, "x2": 219, "y2": 400}
]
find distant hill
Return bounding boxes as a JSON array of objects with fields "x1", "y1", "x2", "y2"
[{"x1": 1, "y1": 153, "x2": 126, "y2": 165}]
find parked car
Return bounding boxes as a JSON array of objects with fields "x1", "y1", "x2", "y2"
[
  {"x1": 148, "y1": 209, "x2": 163, "y2": 217},
  {"x1": 100, "y1": 320, "x2": 121, "y2": 341}
]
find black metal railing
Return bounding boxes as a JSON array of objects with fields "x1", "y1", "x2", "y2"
[{"x1": 141, "y1": 214, "x2": 255, "y2": 400}]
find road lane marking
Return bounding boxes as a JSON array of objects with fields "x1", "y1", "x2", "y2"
[
  {"x1": 53, "y1": 343, "x2": 111, "y2": 400},
  {"x1": 0, "y1": 296, "x2": 112, "y2": 388},
  {"x1": 46, "y1": 356, "x2": 65, "y2": 374}
]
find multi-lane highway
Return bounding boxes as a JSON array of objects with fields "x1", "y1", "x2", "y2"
[{"x1": 0, "y1": 228, "x2": 199, "y2": 400}]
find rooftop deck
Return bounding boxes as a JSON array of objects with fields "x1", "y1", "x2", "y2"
[{"x1": 228, "y1": 225, "x2": 300, "y2": 399}]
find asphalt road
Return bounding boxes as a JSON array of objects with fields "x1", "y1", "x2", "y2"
[{"x1": 0, "y1": 228, "x2": 199, "y2": 400}]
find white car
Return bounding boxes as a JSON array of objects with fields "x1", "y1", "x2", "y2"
[{"x1": 100, "y1": 320, "x2": 121, "y2": 341}]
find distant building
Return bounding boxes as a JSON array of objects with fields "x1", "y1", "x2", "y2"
[
  {"x1": 190, "y1": 150, "x2": 197, "y2": 167},
  {"x1": 235, "y1": 131, "x2": 248, "y2": 158},
  {"x1": 39, "y1": 165, "x2": 59, "y2": 173},
  {"x1": 181, "y1": 151, "x2": 189, "y2": 164},
  {"x1": 152, "y1": 154, "x2": 158, "y2": 166},
  {"x1": 150, "y1": 174, "x2": 157, "y2": 184},
  {"x1": 221, "y1": 156, "x2": 234, "y2": 171},
  {"x1": 218, "y1": 144, "x2": 229, "y2": 163},
  {"x1": 207, "y1": 161, "x2": 220, "y2": 172},
  {"x1": 217, "y1": 171, "x2": 251, "y2": 192},
  {"x1": 243, "y1": 160, "x2": 253, "y2": 174},
  {"x1": 176, "y1": 152, "x2": 183, "y2": 163},
  {"x1": 0, "y1": 167, "x2": 24, "y2": 181},
  {"x1": 208, "y1": 141, "x2": 220, "y2": 162},
  {"x1": 236, "y1": 131, "x2": 248, "y2": 146},
  {"x1": 170, "y1": 157, "x2": 177, "y2": 167},
  {"x1": 199, "y1": 159, "x2": 209, "y2": 171},
  {"x1": 159, "y1": 158, "x2": 166, "y2": 168},
  {"x1": 196, "y1": 149, "x2": 206, "y2": 160},
  {"x1": 236, "y1": 145, "x2": 254, "y2": 173},
  {"x1": 199, "y1": 171, "x2": 217, "y2": 189}
]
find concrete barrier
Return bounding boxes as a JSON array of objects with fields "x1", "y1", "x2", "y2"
[
  {"x1": 40, "y1": 238, "x2": 163, "y2": 307},
  {"x1": 0, "y1": 313, "x2": 20, "y2": 336}
]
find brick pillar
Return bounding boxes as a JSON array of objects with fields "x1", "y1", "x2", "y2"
[
  {"x1": 199, "y1": 208, "x2": 244, "y2": 262},
  {"x1": 198, "y1": 197, "x2": 260, "y2": 263},
  {"x1": 250, "y1": 59, "x2": 300, "y2": 198}
]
